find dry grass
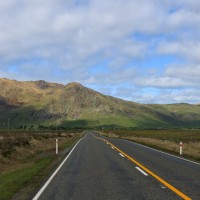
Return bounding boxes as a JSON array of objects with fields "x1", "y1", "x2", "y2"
[
  {"x1": 0, "y1": 131, "x2": 83, "y2": 200},
  {"x1": 102, "y1": 130, "x2": 200, "y2": 161},
  {"x1": 0, "y1": 131, "x2": 82, "y2": 173},
  {"x1": 124, "y1": 136, "x2": 200, "y2": 160}
]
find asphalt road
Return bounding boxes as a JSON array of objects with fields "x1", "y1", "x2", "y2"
[{"x1": 33, "y1": 132, "x2": 200, "y2": 200}]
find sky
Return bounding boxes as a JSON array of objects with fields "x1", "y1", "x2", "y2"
[{"x1": 0, "y1": 0, "x2": 200, "y2": 104}]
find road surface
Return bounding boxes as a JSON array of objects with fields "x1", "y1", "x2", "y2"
[{"x1": 33, "y1": 132, "x2": 200, "y2": 200}]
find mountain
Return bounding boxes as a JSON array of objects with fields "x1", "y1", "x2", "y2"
[{"x1": 0, "y1": 78, "x2": 200, "y2": 129}]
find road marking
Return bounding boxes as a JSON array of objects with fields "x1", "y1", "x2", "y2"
[
  {"x1": 123, "y1": 139, "x2": 200, "y2": 166},
  {"x1": 136, "y1": 167, "x2": 148, "y2": 176},
  {"x1": 160, "y1": 185, "x2": 166, "y2": 189},
  {"x1": 99, "y1": 138, "x2": 191, "y2": 200},
  {"x1": 107, "y1": 143, "x2": 109, "y2": 144},
  {"x1": 111, "y1": 146, "x2": 114, "y2": 149},
  {"x1": 119, "y1": 153, "x2": 125, "y2": 157},
  {"x1": 32, "y1": 138, "x2": 83, "y2": 200}
]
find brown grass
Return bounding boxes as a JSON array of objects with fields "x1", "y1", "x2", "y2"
[
  {"x1": 0, "y1": 131, "x2": 82, "y2": 173},
  {"x1": 102, "y1": 130, "x2": 200, "y2": 161},
  {"x1": 0, "y1": 131, "x2": 83, "y2": 200}
]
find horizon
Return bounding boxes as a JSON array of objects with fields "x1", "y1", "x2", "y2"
[{"x1": 0, "y1": 1, "x2": 199, "y2": 104}]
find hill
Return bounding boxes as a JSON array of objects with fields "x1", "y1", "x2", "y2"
[{"x1": 0, "y1": 78, "x2": 200, "y2": 129}]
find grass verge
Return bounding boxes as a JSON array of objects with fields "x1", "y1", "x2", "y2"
[
  {"x1": 101, "y1": 130, "x2": 200, "y2": 162},
  {"x1": 0, "y1": 132, "x2": 83, "y2": 200},
  {"x1": 0, "y1": 156, "x2": 53, "y2": 200}
]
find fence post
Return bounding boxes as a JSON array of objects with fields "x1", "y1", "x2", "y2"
[
  {"x1": 180, "y1": 142, "x2": 183, "y2": 156},
  {"x1": 56, "y1": 139, "x2": 58, "y2": 155}
]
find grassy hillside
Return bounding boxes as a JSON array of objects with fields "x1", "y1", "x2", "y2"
[{"x1": 0, "y1": 78, "x2": 200, "y2": 129}]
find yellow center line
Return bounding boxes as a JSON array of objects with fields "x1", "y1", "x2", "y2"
[{"x1": 95, "y1": 135, "x2": 191, "y2": 200}]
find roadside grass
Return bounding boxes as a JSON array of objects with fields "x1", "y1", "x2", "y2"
[
  {"x1": 0, "y1": 156, "x2": 53, "y2": 200},
  {"x1": 0, "y1": 131, "x2": 83, "y2": 200},
  {"x1": 102, "y1": 130, "x2": 200, "y2": 161},
  {"x1": 61, "y1": 134, "x2": 81, "y2": 149}
]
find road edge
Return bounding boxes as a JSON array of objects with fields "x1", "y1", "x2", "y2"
[
  {"x1": 32, "y1": 137, "x2": 83, "y2": 200},
  {"x1": 96, "y1": 135, "x2": 192, "y2": 200},
  {"x1": 100, "y1": 133, "x2": 200, "y2": 166}
]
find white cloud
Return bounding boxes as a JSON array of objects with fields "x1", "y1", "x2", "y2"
[
  {"x1": 106, "y1": 86, "x2": 200, "y2": 104},
  {"x1": 0, "y1": 0, "x2": 200, "y2": 103},
  {"x1": 157, "y1": 41, "x2": 200, "y2": 62},
  {"x1": 135, "y1": 76, "x2": 193, "y2": 88},
  {"x1": 166, "y1": 65, "x2": 200, "y2": 78},
  {"x1": 0, "y1": 0, "x2": 164, "y2": 64},
  {"x1": 133, "y1": 63, "x2": 200, "y2": 89}
]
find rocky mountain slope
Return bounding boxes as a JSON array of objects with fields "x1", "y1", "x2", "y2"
[{"x1": 0, "y1": 78, "x2": 200, "y2": 129}]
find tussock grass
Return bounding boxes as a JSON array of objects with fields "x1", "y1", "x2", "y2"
[
  {"x1": 102, "y1": 130, "x2": 200, "y2": 161},
  {"x1": 0, "y1": 131, "x2": 79, "y2": 166},
  {"x1": 0, "y1": 131, "x2": 83, "y2": 200}
]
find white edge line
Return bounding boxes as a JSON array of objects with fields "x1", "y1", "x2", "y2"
[
  {"x1": 135, "y1": 167, "x2": 148, "y2": 176},
  {"x1": 119, "y1": 153, "x2": 125, "y2": 157},
  {"x1": 32, "y1": 138, "x2": 83, "y2": 200},
  {"x1": 122, "y1": 139, "x2": 200, "y2": 166}
]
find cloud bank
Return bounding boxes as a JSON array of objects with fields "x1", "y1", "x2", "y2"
[{"x1": 0, "y1": 0, "x2": 199, "y2": 103}]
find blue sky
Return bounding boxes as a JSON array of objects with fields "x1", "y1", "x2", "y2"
[{"x1": 0, "y1": 0, "x2": 200, "y2": 104}]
